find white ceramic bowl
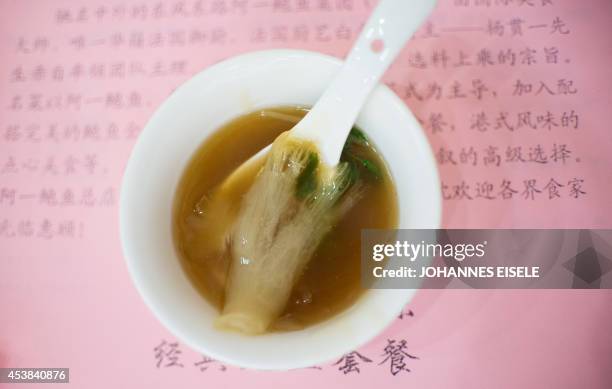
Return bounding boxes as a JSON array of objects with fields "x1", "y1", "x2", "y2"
[{"x1": 120, "y1": 49, "x2": 441, "y2": 370}]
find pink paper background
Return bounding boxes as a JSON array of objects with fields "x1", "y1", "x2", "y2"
[{"x1": 1, "y1": 0, "x2": 611, "y2": 388}]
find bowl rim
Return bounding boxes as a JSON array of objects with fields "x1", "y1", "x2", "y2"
[{"x1": 120, "y1": 48, "x2": 442, "y2": 370}]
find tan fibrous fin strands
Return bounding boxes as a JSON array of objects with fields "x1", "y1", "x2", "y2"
[{"x1": 215, "y1": 132, "x2": 362, "y2": 334}]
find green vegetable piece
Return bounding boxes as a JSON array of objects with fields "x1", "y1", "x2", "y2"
[
  {"x1": 347, "y1": 127, "x2": 368, "y2": 145},
  {"x1": 296, "y1": 152, "x2": 319, "y2": 199}
]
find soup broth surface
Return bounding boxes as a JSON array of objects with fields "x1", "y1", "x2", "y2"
[{"x1": 173, "y1": 106, "x2": 398, "y2": 331}]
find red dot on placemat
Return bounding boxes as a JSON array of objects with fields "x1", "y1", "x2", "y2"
[{"x1": 370, "y1": 39, "x2": 384, "y2": 53}]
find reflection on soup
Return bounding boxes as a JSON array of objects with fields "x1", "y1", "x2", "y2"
[{"x1": 173, "y1": 106, "x2": 398, "y2": 332}]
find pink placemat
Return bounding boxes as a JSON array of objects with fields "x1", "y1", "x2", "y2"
[{"x1": 1, "y1": 0, "x2": 611, "y2": 388}]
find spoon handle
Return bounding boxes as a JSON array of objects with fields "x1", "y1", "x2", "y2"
[{"x1": 291, "y1": 0, "x2": 437, "y2": 166}]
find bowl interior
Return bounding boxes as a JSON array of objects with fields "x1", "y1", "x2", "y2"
[{"x1": 120, "y1": 49, "x2": 441, "y2": 370}]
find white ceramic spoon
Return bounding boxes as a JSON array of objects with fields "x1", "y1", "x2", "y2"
[{"x1": 223, "y1": 0, "x2": 437, "y2": 186}]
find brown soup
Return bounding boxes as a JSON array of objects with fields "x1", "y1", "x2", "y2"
[{"x1": 173, "y1": 106, "x2": 398, "y2": 331}]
